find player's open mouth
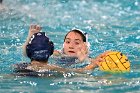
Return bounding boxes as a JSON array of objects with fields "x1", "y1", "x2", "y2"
[{"x1": 68, "y1": 51, "x2": 75, "y2": 53}]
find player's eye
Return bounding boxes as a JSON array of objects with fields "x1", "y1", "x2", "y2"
[{"x1": 65, "y1": 41, "x2": 70, "y2": 44}]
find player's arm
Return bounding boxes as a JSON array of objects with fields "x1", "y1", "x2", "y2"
[{"x1": 23, "y1": 25, "x2": 41, "y2": 56}]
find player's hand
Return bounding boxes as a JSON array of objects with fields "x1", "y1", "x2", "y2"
[
  {"x1": 92, "y1": 51, "x2": 111, "y2": 67},
  {"x1": 77, "y1": 43, "x2": 89, "y2": 62},
  {"x1": 28, "y1": 24, "x2": 42, "y2": 38}
]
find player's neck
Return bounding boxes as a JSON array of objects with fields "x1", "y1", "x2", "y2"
[{"x1": 31, "y1": 60, "x2": 48, "y2": 65}]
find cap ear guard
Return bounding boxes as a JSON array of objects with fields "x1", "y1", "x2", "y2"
[
  {"x1": 84, "y1": 32, "x2": 90, "y2": 50},
  {"x1": 48, "y1": 41, "x2": 54, "y2": 55},
  {"x1": 86, "y1": 42, "x2": 90, "y2": 51}
]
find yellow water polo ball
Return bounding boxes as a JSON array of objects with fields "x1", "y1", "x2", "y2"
[{"x1": 99, "y1": 51, "x2": 130, "y2": 73}]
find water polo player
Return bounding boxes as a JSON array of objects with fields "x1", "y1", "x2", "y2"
[{"x1": 13, "y1": 32, "x2": 67, "y2": 76}]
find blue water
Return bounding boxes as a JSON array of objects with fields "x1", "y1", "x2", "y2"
[{"x1": 0, "y1": 0, "x2": 140, "y2": 93}]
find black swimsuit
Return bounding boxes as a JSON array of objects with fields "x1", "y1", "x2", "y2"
[{"x1": 13, "y1": 63, "x2": 63, "y2": 77}]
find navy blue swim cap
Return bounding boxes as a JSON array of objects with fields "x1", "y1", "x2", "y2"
[{"x1": 26, "y1": 32, "x2": 54, "y2": 61}]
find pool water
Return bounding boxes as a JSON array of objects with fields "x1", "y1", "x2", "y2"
[{"x1": 0, "y1": 0, "x2": 140, "y2": 93}]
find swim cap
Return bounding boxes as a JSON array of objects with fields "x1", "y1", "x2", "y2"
[{"x1": 26, "y1": 32, "x2": 54, "y2": 61}]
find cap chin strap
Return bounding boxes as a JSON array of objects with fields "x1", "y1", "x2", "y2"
[{"x1": 62, "y1": 44, "x2": 65, "y2": 54}]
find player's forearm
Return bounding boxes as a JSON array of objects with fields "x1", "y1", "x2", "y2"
[{"x1": 22, "y1": 35, "x2": 31, "y2": 56}]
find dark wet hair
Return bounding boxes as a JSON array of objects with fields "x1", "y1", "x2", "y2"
[{"x1": 64, "y1": 29, "x2": 86, "y2": 42}]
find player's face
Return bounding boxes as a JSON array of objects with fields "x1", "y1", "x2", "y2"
[{"x1": 63, "y1": 32, "x2": 84, "y2": 57}]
